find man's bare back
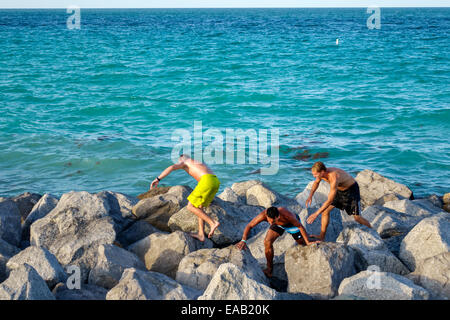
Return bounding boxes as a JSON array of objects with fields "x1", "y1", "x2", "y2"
[
  {"x1": 321, "y1": 167, "x2": 355, "y2": 191},
  {"x1": 180, "y1": 157, "x2": 214, "y2": 182}
]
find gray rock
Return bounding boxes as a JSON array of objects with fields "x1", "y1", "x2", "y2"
[
  {"x1": 245, "y1": 183, "x2": 302, "y2": 213},
  {"x1": 131, "y1": 185, "x2": 192, "y2": 232},
  {"x1": 116, "y1": 220, "x2": 162, "y2": 248},
  {"x1": 285, "y1": 242, "x2": 357, "y2": 299},
  {"x1": 299, "y1": 207, "x2": 344, "y2": 242},
  {"x1": 295, "y1": 180, "x2": 331, "y2": 207},
  {"x1": 88, "y1": 244, "x2": 146, "y2": 289},
  {"x1": 53, "y1": 282, "x2": 108, "y2": 300},
  {"x1": 106, "y1": 268, "x2": 200, "y2": 300},
  {"x1": 0, "y1": 198, "x2": 21, "y2": 247},
  {"x1": 176, "y1": 245, "x2": 268, "y2": 292},
  {"x1": 198, "y1": 263, "x2": 278, "y2": 300},
  {"x1": 128, "y1": 230, "x2": 213, "y2": 279},
  {"x1": 217, "y1": 187, "x2": 245, "y2": 205},
  {"x1": 336, "y1": 225, "x2": 409, "y2": 275},
  {"x1": 373, "y1": 193, "x2": 407, "y2": 207},
  {"x1": 10, "y1": 192, "x2": 42, "y2": 221},
  {"x1": 0, "y1": 264, "x2": 55, "y2": 300},
  {"x1": 246, "y1": 227, "x2": 297, "y2": 281},
  {"x1": 399, "y1": 215, "x2": 450, "y2": 272},
  {"x1": 6, "y1": 246, "x2": 67, "y2": 288},
  {"x1": 338, "y1": 270, "x2": 430, "y2": 300},
  {"x1": 230, "y1": 180, "x2": 262, "y2": 203},
  {"x1": 361, "y1": 205, "x2": 412, "y2": 238},
  {"x1": 95, "y1": 191, "x2": 138, "y2": 232},
  {"x1": 168, "y1": 197, "x2": 265, "y2": 246},
  {"x1": 30, "y1": 191, "x2": 119, "y2": 282},
  {"x1": 22, "y1": 193, "x2": 59, "y2": 243},
  {"x1": 0, "y1": 239, "x2": 20, "y2": 282},
  {"x1": 355, "y1": 169, "x2": 413, "y2": 209},
  {"x1": 383, "y1": 199, "x2": 444, "y2": 217},
  {"x1": 406, "y1": 252, "x2": 450, "y2": 299}
]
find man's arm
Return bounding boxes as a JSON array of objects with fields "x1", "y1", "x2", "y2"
[
  {"x1": 150, "y1": 162, "x2": 186, "y2": 189},
  {"x1": 306, "y1": 178, "x2": 321, "y2": 207},
  {"x1": 311, "y1": 174, "x2": 337, "y2": 217},
  {"x1": 235, "y1": 210, "x2": 267, "y2": 250}
]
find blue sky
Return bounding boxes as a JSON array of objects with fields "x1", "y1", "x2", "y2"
[{"x1": 1, "y1": 1, "x2": 449, "y2": 8}]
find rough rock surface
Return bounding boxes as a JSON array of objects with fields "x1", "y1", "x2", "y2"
[
  {"x1": 338, "y1": 270, "x2": 430, "y2": 300},
  {"x1": 176, "y1": 245, "x2": 268, "y2": 292},
  {"x1": 0, "y1": 198, "x2": 21, "y2": 247},
  {"x1": 127, "y1": 231, "x2": 213, "y2": 279},
  {"x1": 6, "y1": 246, "x2": 67, "y2": 288},
  {"x1": 132, "y1": 186, "x2": 192, "y2": 232},
  {"x1": 399, "y1": 215, "x2": 450, "y2": 271},
  {"x1": 355, "y1": 169, "x2": 413, "y2": 208},
  {"x1": 336, "y1": 225, "x2": 409, "y2": 275},
  {"x1": 88, "y1": 244, "x2": 146, "y2": 289},
  {"x1": 21, "y1": 194, "x2": 59, "y2": 243},
  {"x1": 106, "y1": 268, "x2": 201, "y2": 300},
  {"x1": 0, "y1": 264, "x2": 55, "y2": 300},
  {"x1": 285, "y1": 242, "x2": 357, "y2": 299}
]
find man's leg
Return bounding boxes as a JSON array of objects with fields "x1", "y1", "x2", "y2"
[
  {"x1": 187, "y1": 202, "x2": 220, "y2": 240},
  {"x1": 353, "y1": 214, "x2": 372, "y2": 228},
  {"x1": 263, "y1": 229, "x2": 280, "y2": 278},
  {"x1": 311, "y1": 205, "x2": 335, "y2": 241}
]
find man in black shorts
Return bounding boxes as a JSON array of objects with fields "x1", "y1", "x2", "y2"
[
  {"x1": 305, "y1": 161, "x2": 372, "y2": 241},
  {"x1": 236, "y1": 206, "x2": 318, "y2": 278}
]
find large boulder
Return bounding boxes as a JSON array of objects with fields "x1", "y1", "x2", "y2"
[
  {"x1": 406, "y1": 252, "x2": 450, "y2": 299},
  {"x1": 95, "y1": 191, "x2": 138, "y2": 232},
  {"x1": 247, "y1": 227, "x2": 296, "y2": 281},
  {"x1": 245, "y1": 183, "x2": 302, "y2": 213},
  {"x1": 106, "y1": 268, "x2": 200, "y2": 300},
  {"x1": 338, "y1": 270, "x2": 430, "y2": 300},
  {"x1": 132, "y1": 186, "x2": 192, "y2": 232},
  {"x1": 6, "y1": 246, "x2": 67, "y2": 288},
  {"x1": 0, "y1": 198, "x2": 21, "y2": 247},
  {"x1": 0, "y1": 264, "x2": 55, "y2": 300},
  {"x1": 198, "y1": 263, "x2": 278, "y2": 300},
  {"x1": 127, "y1": 231, "x2": 213, "y2": 279},
  {"x1": 53, "y1": 283, "x2": 108, "y2": 300},
  {"x1": 176, "y1": 245, "x2": 268, "y2": 292},
  {"x1": 116, "y1": 220, "x2": 162, "y2": 248},
  {"x1": 230, "y1": 180, "x2": 262, "y2": 203},
  {"x1": 217, "y1": 187, "x2": 245, "y2": 205},
  {"x1": 10, "y1": 192, "x2": 42, "y2": 221},
  {"x1": 168, "y1": 197, "x2": 265, "y2": 246},
  {"x1": 299, "y1": 207, "x2": 344, "y2": 242},
  {"x1": 355, "y1": 169, "x2": 413, "y2": 208},
  {"x1": 30, "y1": 191, "x2": 120, "y2": 282},
  {"x1": 285, "y1": 242, "x2": 357, "y2": 299},
  {"x1": 295, "y1": 180, "x2": 331, "y2": 207},
  {"x1": 0, "y1": 239, "x2": 21, "y2": 282},
  {"x1": 399, "y1": 215, "x2": 450, "y2": 272},
  {"x1": 21, "y1": 194, "x2": 59, "y2": 244},
  {"x1": 361, "y1": 205, "x2": 413, "y2": 239},
  {"x1": 88, "y1": 244, "x2": 146, "y2": 289},
  {"x1": 336, "y1": 225, "x2": 409, "y2": 275}
]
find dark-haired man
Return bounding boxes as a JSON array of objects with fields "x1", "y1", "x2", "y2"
[
  {"x1": 151, "y1": 154, "x2": 221, "y2": 241},
  {"x1": 236, "y1": 206, "x2": 318, "y2": 278},
  {"x1": 305, "y1": 161, "x2": 372, "y2": 241}
]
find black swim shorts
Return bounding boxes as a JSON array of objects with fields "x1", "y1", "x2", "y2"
[
  {"x1": 331, "y1": 182, "x2": 361, "y2": 216},
  {"x1": 269, "y1": 214, "x2": 302, "y2": 240}
]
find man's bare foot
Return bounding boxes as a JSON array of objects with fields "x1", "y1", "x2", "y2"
[
  {"x1": 189, "y1": 232, "x2": 205, "y2": 242},
  {"x1": 263, "y1": 268, "x2": 273, "y2": 278},
  {"x1": 208, "y1": 221, "x2": 220, "y2": 239}
]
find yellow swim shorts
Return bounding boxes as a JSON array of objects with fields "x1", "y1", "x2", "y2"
[{"x1": 187, "y1": 174, "x2": 220, "y2": 208}]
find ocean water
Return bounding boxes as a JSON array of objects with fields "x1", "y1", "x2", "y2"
[{"x1": 0, "y1": 8, "x2": 449, "y2": 199}]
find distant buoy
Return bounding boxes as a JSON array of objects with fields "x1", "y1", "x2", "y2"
[{"x1": 336, "y1": 39, "x2": 339, "y2": 45}]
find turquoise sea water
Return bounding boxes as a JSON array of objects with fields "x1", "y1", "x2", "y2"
[{"x1": 0, "y1": 8, "x2": 449, "y2": 199}]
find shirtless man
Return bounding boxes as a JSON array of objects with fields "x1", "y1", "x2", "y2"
[
  {"x1": 150, "y1": 154, "x2": 220, "y2": 241},
  {"x1": 236, "y1": 206, "x2": 318, "y2": 278},
  {"x1": 306, "y1": 161, "x2": 371, "y2": 241}
]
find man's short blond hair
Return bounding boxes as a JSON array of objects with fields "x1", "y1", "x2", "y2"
[{"x1": 312, "y1": 161, "x2": 327, "y2": 172}]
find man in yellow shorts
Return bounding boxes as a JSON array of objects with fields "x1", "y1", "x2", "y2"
[{"x1": 150, "y1": 154, "x2": 221, "y2": 241}]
